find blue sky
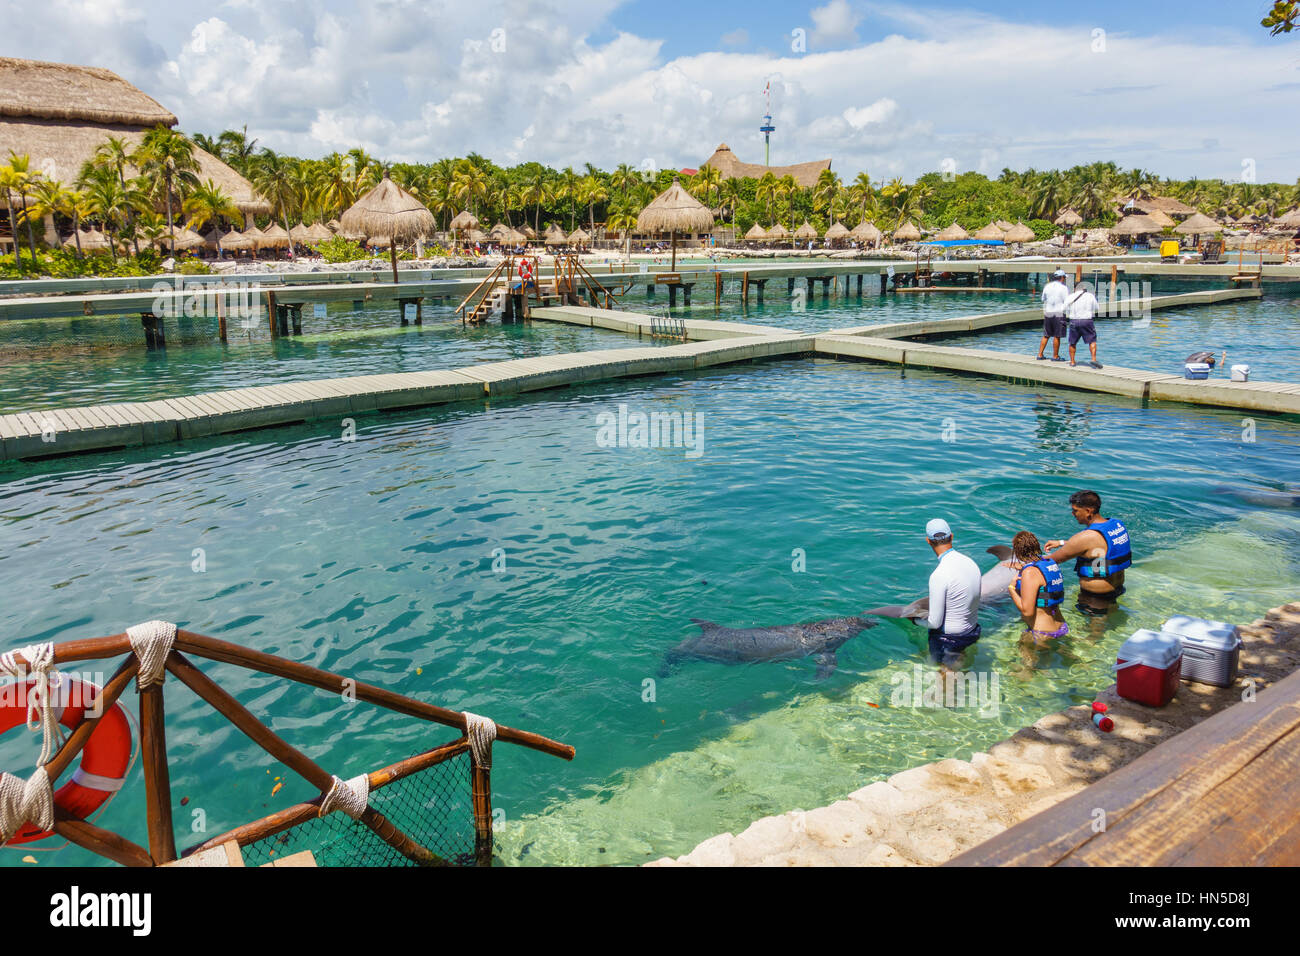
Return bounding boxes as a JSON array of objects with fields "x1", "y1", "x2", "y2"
[{"x1": 3, "y1": 0, "x2": 1298, "y2": 182}]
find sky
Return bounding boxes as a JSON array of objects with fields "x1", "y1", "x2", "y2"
[{"x1": 3, "y1": 0, "x2": 1299, "y2": 183}]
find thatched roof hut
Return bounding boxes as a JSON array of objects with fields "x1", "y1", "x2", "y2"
[
  {"x1": 0, "y1": 57, "x2": 269, "y2": 216},
  {"x1": 635, "y1": 177, "x2": 715, "y2": 268},
  {"x1": 289, "y1": 223, "x2": 312, "y2": 244},
  {"x1": 306, "y1": 222, "x2": 333, "y2": 243},
  {"x1": 1275, "y1": 208, "x2": 1300, "y2": 229},
  {"x1": 793, "y1": 221, "x2": 819, "y2": 240},
  {"x1": 1175, "y1": 212, "x2": 1222, "y2": 236},
  {"x1": 75, "y1": 227, "x2": 112, "y2": 252},
  {"x1": 242, "y1": 224, "x2": 265, "y2": 252},
  {"x1": 744, "y1": 223, "x2": 768, "y2": 241},
  {"x1": 219, "y1": 229, "x2": 255, "y2": 253},
  {"x1": 1054, "y1": 209, "x2": 1083, "y2": 227},
  {"x1": 518, "y1": 223, "x2": 537, "y2": 239},
  {"x1": 1111, "y1": 214, "x2": 1166, "y2": 237},
  {"x1": 165, "y1": 227, "x2": 205, "y2": 252},
  {"x1": 994, "y1": 219, "x2": 1016, "y2": 231},
  {"x1": 568, "y1": 227, "x2": 590, "y2": 245},
  {"x1": 1145, "y1": 208, "x2": 1177, "y2": 229},
  {"x1": 340, "y1": 176, "x2": 435, "y2": 281},
  {"x1": 973, "y1": 222, "x2": 1006, "y2": 241},
  {"x1": 824, "y1": 222, "x2": 850, "y2": 241},
  {"x1": 450, "y1": 210, "x2": 479, "y2": 233},
  {"x1": 506, "y1": 228, "x2": 527, "y2": 244},
  {"x1": 892, "y1": 221, "x2": 921, "y2": 242},
  {"x1": 258, "y1": 223, "x2": 291, "y2": 248},
  {"x1": 544, "y1": 226, "x2": 567, "y2": 246},
  {"x1": 698, "y1": 143, "x2": 831, "y2": 189},
  {"x1": 326, "y1": 219, "x2": 341, "y2": 234},
  {"x1": 1003, "y1": 222, "x2": 1036, "y2": 244},
  {"x1": 487, "y1": 223, "x2": 513, "y2": 241},
  {"x1": 934, "y1": 222, "x2": 970, "y2": 241},
  {"x1": 852, "y1": 221, "x2": 883, "y2": 244},
  {"x1": 765, "y1": 223, "x2": 791, "y2": 240}
]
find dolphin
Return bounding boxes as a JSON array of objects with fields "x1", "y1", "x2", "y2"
[
  {"x1": 661, "y1": 615, "x2": 877, "y2": 679},
  {"x1": 1212, "y1": 484, "x2": 1300, "y2": 509},
  {"x1": 863, "y1": 546, "x2": 1018, "y2": 622}
]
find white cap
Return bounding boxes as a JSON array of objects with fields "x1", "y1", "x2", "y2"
[
  {"x1": 925, "y1": 518, "x2": 952, "y2": 541},
  {"x1": 1052, "y1": 269, "x2": 1066, "y2": 278}
]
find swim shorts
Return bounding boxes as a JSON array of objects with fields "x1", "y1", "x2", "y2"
[
  {"x1": 1068, "y1": 320, "x2": 1097, "y2": 346},
  {"x1": 928, "y1": 624, "x2": 982, "y2": 667},
  {"x1": 1042, "y1": 314, "x2": 1067, "y2": 338}
]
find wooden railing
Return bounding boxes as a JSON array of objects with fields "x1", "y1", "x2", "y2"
[{"x1": 0, "y1": 629, "x2": 574, "y2": 867}]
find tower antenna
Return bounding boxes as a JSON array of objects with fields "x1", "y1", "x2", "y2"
[{"x1": 760, "y1": 79, "x2": 776, "y2": 168}]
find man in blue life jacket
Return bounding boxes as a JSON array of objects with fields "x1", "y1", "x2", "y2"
[
  {"x1": 1045, "y1": 490, "x2": 1131, "y2": 615},
  {"x1": 922, "y1": 518, "x2": 983, "y2": 668}
]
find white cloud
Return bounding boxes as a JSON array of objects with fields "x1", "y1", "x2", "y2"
[{"x1": 3, "y1": 0, "x2": 1298, "y2": 183}]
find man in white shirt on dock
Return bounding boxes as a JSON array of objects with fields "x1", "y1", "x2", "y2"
[
  {"x1": 1037, "y1": 269, "x2": 1070, "y2": 362},
  {"x1": 922, "y1": 519, "x2": 983, "y2": 669},
  {"x1": 1065, "y1": 280, "x2": 1103, "y2": 369}
]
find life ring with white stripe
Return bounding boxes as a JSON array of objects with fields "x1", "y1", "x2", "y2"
[
  {"x1": 518, "y1": 257, "x2": 534, "y2": 282},
  {"x1": 0, "y1": 675, "x2": 131, "y2": 844}
]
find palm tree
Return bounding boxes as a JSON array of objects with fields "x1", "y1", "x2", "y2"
[
  {"x1": 756, "y1": 172, "x2": 779, "y2": 224},
  {"x1": 183, "y1": 179, "x2": 244, "y2": 233},
  {"x1": 576, "y1": 175, "x2": 608, "y2": 233},
  {"x1": 812, "y1": 169, "x2": 841, "y2": 217},
  {"x1": 520, "y1": 169, "x2": 552, "y2": 234},
  {"x1": 451, "y1": 160, "x2": 488, "y2": 217},
  {"x1": 134, "y1": 127, "x2": 200, "y2": 254},
  {"x1": 216, "y1": 126, "x2": 259, "y2": 172},
  {"x1": 24, "y1": 178, "x2": 80, "y2": 255},
  {"x1": 2, "y1": 152, "x2": 40, "y2": 261},
  {"x1": 88, "y1": 136, "x2": 143, "y2": 253},
  {"x1": 689, "y1": 165, "x2": 722, "y2": 209},
  {"x1": 83, "y1": 176, "x2": 131, "y2": 261},
  {"x1": 251, "y1": 149, "x2": 304, "y2": 256},
  {"x1": 0, "y1": 159, "x2": 31, "y2": 266},
  {"x1": 609, "y1": 163, "x2": 639, "y2": 198}
]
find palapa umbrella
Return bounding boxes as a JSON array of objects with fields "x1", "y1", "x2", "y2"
[
  {"x1": 241, "y1": 224, "x2": 265, "y2": 257},
  {"x1": 169, "y1": 227, "x2": 206, "y2": 252},
  {"x1": 290, "y1": 223, "x2": 313, "y2": 244},
  {"x1": 1145, "y1": 209, "x2": 1177, "y2": 229},
  {"x1": 934, "y1": 222, "x2": 970, "y2": 241},
  {"x1": 1054, "y1": 209, "x2": 1083, "y2": 227},
  {"x1": 635, "y1": 177, "x2": 715, "y2": 270},
  {"x1": 793, "y1": 221, "x2": 819, "y2": 241},
  {"x1": 487, "y1": 223, "x2": 513, "y2": 241},
  {"x1": 450, "y1": 210, "x2": 479, "y2": 235},
  {"x1": 259, "y1": 223, "x2": 291, "y2": 250},
  {"x1": 824, "y1": 222, "x2": 850, "y2": 246},
  {"x1": 326, "y1": 219, "x2": 341, "y2": 233},
  {"x1": 544, "y1": 225, "x2": 567, "y2": 247},
  {"x1": 744, "y1": 223, "x2": 768, "y2": 242},
  {"x1": 1003, "y1": 222, "x2": 1036, "y2": 244},
  {"x1": 518, "y1": 223, "x2": 537, "y2": 240},
  {"x1": 77, "y1": 228, "x2": 113, "y2": 253},
  {"x1": 307, "y1": 222, "x2": 334, "y2": 243},
  {"x1": 852, "y1": 221, "x2": 883, "y2": 246},
  {"x1": 1110, "y1": 214, "x2": 1165, "y2": 239},
  {"x1": 973, "y1": 222, "x2": 1007, "y2": 241},
  {"x1": 1174, "y1": 212, "x2": 1223, "y2": 237},
  {"x1": 994, "y1": 219, "x2": 1016, "y2": 231},
  {"x1": 568, "y1": 227, "x2": 590, "y2": 247},
  {"x1": 466, "y1": 228, "x2": 487, "y2": 243},
  {"x1": 892, "y1": 221, "x2": 922, "y2": 242},
  {"x1": 340, "y1": 176, "x2": 436, "y2": 283},
  {"x1": 765, "y1": 223, "x2": 791, "y2": 246},
  {"x1": 219, "y1": 229, "x2": 255, "y2": 253},
  {"x1": 1273, "y1": 207, "x2": 1300, "y2": 228}
]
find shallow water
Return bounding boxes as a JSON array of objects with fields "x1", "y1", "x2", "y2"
[{"x1": 2, "y1": 357, "x2": 1298, "y2": 866}]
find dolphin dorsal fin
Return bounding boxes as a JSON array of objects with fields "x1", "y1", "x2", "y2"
[
  {"x1": 987, "y1": 545, "x2": 1013, "y2": 561},
  {"x1": 689, "y1": 618, "x2": 715, "y2": 630}
]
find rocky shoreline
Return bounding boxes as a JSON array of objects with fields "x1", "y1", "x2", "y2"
[{"x1": 647, "y1": 602, "x2": 1300, "y2": 867}]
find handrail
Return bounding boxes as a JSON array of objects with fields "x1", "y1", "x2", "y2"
[
  {"x1": 1, "y1": 628, "x2": 574, "y2": 866},
  {"x1": 455, "y1": 256, "x2": 510, "y2": 316}
]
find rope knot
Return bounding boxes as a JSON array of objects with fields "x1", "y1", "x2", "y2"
[
  {"x1": 319, "y1": 774, "x2": 369, "y2": 820},
  {"x1": 127, "y1": 621, "x2": 177, "y2": 689},
  {"x1": 1, "y1": 643, "x2": 61, "y2": 767},
  {"x1": 463, "y1": 711, "x2": 497, "y2": 770},
  {"x1": 0, "y1": 767, "x2": 54, "y2": 843}
]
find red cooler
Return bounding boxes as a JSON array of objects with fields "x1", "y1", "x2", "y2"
[{"x1": 1115, "y1": 629, "x2": 1181, "y2": 707}]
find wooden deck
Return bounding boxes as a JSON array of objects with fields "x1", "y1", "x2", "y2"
[{"x1": 948, "y1": 666, "x2": 1300, "y2": 866}]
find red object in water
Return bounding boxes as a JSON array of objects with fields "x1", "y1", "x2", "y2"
[
  {"x1": 1092, "y1": 712, "x2": 1114, "y2": 732},
  {"x1": 1092, "y1": 701, "x2": 1108, "y2": 714}
]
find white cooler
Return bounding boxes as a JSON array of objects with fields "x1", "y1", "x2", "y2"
[
  {"x1": 1162, "y1": 615, "x2": 1241, "y2": 687},
  {"x1": 1231, "y1": 364, "x2": 1251, "y2": 382}
]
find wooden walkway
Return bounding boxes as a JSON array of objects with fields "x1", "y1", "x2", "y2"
[{"x1": 3, "y1": 287, "x2": 1296, "y2": 463}]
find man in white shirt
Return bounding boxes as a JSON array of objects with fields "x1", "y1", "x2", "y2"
[
  {"x1": 1065, "y1": 280, "x2": 1103, "y2": 368},
  {"x1": 1037, "y1": 269, "x2": 1070, "y2": 362},
  {"x1": 922, "y1": 518, "x2": 984, "y2": 668}
]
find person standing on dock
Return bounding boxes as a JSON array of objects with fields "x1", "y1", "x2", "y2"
[
  {"x1": 1065, "y1": 280, "x2": 1102, "y2": 369},
  {"x1": 1044, "y1": 491, "x2": 1131, "y2": 616},
  {"x1": 1037, "y1": 269, "x2": 1070, "y2": 362},
  {"x1": 922, "y1": 519, "x2": 983, "y2": 668}
]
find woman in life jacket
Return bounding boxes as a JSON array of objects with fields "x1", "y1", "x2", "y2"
[{"x1": 1006, "y1": 530, "x2": 1068, "y2": 642}]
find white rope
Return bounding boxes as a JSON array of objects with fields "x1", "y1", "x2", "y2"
[
  {"x1": 127, "y1": 621, "x2": 176, "y2": 689},
  {"x1": 0, "y1": 767, "x2": 54, "y2": 844},
  {"x1": 1, "y1": 642, "x2": 60, "y2": 767},
  {"x1": 463, "y1": 712, "x2": 497, "y2": 770},
  {"x1": 318, "y1": 774, "x2": 369, "y2": 820}
]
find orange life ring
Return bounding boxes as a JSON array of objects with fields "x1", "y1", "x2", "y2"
[
  {"x1": 0, "y1": 675, "x2": 131, "y2": 844},
  {"x1": 518, "y1": 258, "x2": 534, "y2": 281}
]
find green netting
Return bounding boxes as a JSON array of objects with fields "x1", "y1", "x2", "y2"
[{"x1": 240, "y1": 750, "x2": 481, "y2": 867}]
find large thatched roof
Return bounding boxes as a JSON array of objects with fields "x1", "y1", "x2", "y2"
[
  {"x1": 744, "y1": 223, "x2": 767, "y2": 240},
  {"x1": 824, "y1": 222, "x2": 850, "y2": 240},
  {"x1": 793, "y1": 220, "x2": 819, "y2": 239},
  {"x1": 852, "y1": 221, "x2": 882, "y2": 241},
  {"x1": 892, "y1": 221, "x2": 922, "y2": 241},
  {"x1": 636, "y1": 178, "x2": 714, "y2": 234},
  {"x1": 973, "y1": 222, "x2": 1006, "y2": 240},
  {"x1": 219, "y1": 229, "x2": 255, "y2": 252},
  {"x1": 450, "y1": 210, "x2": 479, "y2": 232},
  {"x1": 1054, "y1": 208, "x2": 1083, "y2": 226},
  {"x1": 1276, "y1": 208, "x2": 1300, "y2": 228},
  {"x1": 340, "y1": 177, "x2": 434, "y2": 241},
  {"x1": 1111, "y1": 214, "x2": 1166, "y2": 237},
  {"x1": 699, "y1": 143, "x2": 831, "y2": 189},
  {"x1": 0, "y1": 57, "x2": 268, "y2": 215},
  {"x1": 934, "y1": 222, "x2": 969, "y2": 241}
]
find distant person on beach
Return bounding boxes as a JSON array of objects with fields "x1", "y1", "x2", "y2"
[
  {"x1": 1006, "y1": 531, "x2": 1067, "y2": 642},
  {"x1": 922, "y1": 519, "x2": 983, "y2": 668},
  {"x1": 1037, "y1": 269, "x2": 1069, "y2": 362},
  {"x1": 1045, "y1": 490, "x2": 1131, "y2": 616},
  {"x1": 1065, "y1": 280, "x2": 1102, "y2": 368}
]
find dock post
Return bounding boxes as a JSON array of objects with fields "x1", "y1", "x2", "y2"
[
  {"x1": 470, "y1": 753, "x2": 493, "y2": 867},
  {"x1": 756, "y1": 279, "x2": 765, "y2": 304},
  {"x1": 140, "y1": 312, "x2": 165, "y2": 350},
  {"x1": 290, "y1": 305, "x2": 303, "y2": 336},
  {"x1": 668, "y1": 285, "x2": 678, "y2": 308},
  {"x1": 683, "y1": 285, "x2": 692, "y2": 307},
  {"x1": 1076, "y1": 264, "x2": 1084, "y2": 285},
  {"x1": 742, "y1": 271, "x2": 749, "y2": 303},
  {"x1": 266, "y1": 290, "x2": 278, "y2": 339},
  {"x1": 787, "y1": 277, "x2": 795, "y2": 296},
  {"x1": 217, "y1": 294, "x2": 227, "y2": 343},
  {"x1": 715, "y1": 272, "x2": 721, "y2": 307}
]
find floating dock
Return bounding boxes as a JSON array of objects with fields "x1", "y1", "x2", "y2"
[{"x1": 1, "y1": 288, "x2": 1294, "y2": 463}]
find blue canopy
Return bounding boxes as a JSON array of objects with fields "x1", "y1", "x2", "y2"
[{"x1": 920, "y1": 239, "x2": 1005, "y2": 247}]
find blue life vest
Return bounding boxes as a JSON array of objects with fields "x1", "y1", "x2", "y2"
[
  {"x1": 1017, "y1": 558, "x2": 1065, "y2": 607},
  {"x1": 1075, "y1": 518, "x2": 1132, "y2": 578}
]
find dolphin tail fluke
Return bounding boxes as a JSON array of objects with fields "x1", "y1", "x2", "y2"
[
  {"x1": 815, "y1": 652, "x2": 837, "y2": 680},
  {"x1": 986, "y1": 545, "x2": 1013, "y2": 561}
]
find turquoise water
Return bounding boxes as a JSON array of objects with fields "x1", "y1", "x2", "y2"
[
  {"x1": 933, "y1": 291, "x2": 1300, "y2": 380},
  {"x1": 3, "y1": 357, "x2": 1299, "y2": 866}
]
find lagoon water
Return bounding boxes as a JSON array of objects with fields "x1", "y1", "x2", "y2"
[{"x1": 3, "y1": 352, "x2": 1299, "y2": 866}]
